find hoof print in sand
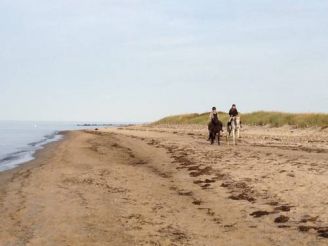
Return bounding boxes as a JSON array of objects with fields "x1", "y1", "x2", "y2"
[
  {"x1": 111, "y1": 143, "x2": 120, "y2": 148},
  {"x1": 317, "y1": 229, "x2": 328, "y2": 238},
  {"x1": 298, "y1": 226, "x2": 313, "y2": 232},
  {"x1": 298, "y1": 226, "x2": 328, "y2": 238},
  {"x1": 213, "y1": 217, "x2": 221, "y2": 224},
  {"x1": 274, "y1": 205, "x2": 293, "y2": 212},
  {"x1": 158, "y1": 225, "x2": 189, "y2": 242},
  {"x1": 134, "y1": 160, "x2": 147, "y2": 165},
  {"x1": 274, "y1": 215, "x2": 289, "y2": 223},
  {"x1": 278, "y1": 225, "x2": 291, "y2": 228},
  {"x1": 192, "y1": 199, "x2": 202, "y2": 205},
  {"x1": 267, "y1": 201, "x2": 279, "y2": 206},
  {"x1": 189, "y1": 166, "x2": 213, "y2": 177},
  {"x1": 201, "y1": 183, "x2": 211, "y2": 189},
  {"x1": 229, "y1": 193, "x2": 256, "y2": 202},
  {"x1": 178, "y1": 190, "x2": 193, "y2": 196},
  {"x1": 300, "y1": 215, "x2": 319, "y2": 223},
  {"x1": 204, "y1": 178, "x2": 216, "y2": 183},
  {"x1": 188, "y1": 166, "x2": 200, "y2": 171},
  {"x1": 198, "y1": 207, "x2": 215, "y2": 216},
  {"x1": 221, "y1": 182, "x2": 231, "y2": 188},
  {"x1": 250, "y1": 211, "x2": 271, "y2": 218},
  {"x1": 224, "y1": 223, "x2": 237, "y2": 228}
]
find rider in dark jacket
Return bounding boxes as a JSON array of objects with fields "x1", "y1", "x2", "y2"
[
  {"x1": 228, "y1": 104, "x2": 239, "y2": 125},
  {"x1": 229, "y1": 104, "x2": 238, "y2": 117}
]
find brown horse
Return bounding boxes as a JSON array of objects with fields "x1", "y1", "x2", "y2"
[{"x1": 208, "y1": 120, "x2": 223, "y2": 145}]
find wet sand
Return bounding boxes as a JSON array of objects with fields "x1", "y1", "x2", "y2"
[{"x1": 0, "y1": 125, "x2": 327, "y2": 245}]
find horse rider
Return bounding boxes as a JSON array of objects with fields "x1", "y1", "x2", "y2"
[
  {"x1": 210, "y1": 106, "x2": 219, "y2": 121},
  {"x1": 228, "y1": 104, "x2": 239, "y2": 124},
  {"x1": 208, "y1": 107, "x2": 219, "y2": 140}
]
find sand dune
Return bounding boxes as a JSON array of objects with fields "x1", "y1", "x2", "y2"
[{"x1": 0, "y1": 125, "x2": 327, "y2": 245}]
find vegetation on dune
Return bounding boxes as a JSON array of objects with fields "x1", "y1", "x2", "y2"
[
  {"x1": 241, "y1": 111, "x2": 328, "y2": 128},
  {"x1": 154, "y1": 111, "x2": 328, "y2": 128},
  {"x1": 154, "y1": 112, "x2": 228, "y2": 125}
]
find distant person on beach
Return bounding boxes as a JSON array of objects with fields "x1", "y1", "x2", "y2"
[{"x1": 208, "y1": 107, "x2": 219, "y2": 140}]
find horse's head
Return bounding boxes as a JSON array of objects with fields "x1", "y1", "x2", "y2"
[{"x1": 211, "y1": 117, "x2": 219, "y2": 126}]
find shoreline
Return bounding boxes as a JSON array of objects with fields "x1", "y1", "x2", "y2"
[
  {"x1": 0, "y1": 130, "x2": 69, "y2": 173},
  {"x1": 0, "y1": 131, "x2": 69, "y2": 189},
  {"x1": 0, "y1": 126, "x2": 327, "y2": 245}
]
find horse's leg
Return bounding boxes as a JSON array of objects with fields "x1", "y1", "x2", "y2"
[
  {"x1": 210, "y1": 132, "x2": 214, "y2": 145},
  {"x1": 232, "y1": 128, "x2": 236, "y2": 145},
  {"x1": 236, "y1": 122, "x2": 240, "y2": 138},
  {"x1": 236, "y1": 118, "x2": 241, "y2": 138},
  {"x1": 218, "y1": 131, "x2": 220, "y2": 145}
]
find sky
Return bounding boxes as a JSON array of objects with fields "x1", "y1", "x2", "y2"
[{"x1": 0, "y1": 0, "x2": 327, "y2": 122}]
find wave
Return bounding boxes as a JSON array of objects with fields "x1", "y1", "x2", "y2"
[
  {"x1": 0, "y1": 131, "x2": 63, "y2": 172},
  {"x1": 28, "y1": 131, "x2": 60, "y2": 147}
]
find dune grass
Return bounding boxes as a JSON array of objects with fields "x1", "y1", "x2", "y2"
[{"x1": 154, "y1": 111, "x2": 328, "y2": 128}]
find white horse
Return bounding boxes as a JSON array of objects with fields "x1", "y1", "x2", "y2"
[{"x1": 227, "y1": 116, "x2": 241, "y2": 145}]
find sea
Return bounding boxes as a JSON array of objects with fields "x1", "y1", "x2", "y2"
[{"x1": 0, "y1": 121, "x2": 119, "y2": 172}]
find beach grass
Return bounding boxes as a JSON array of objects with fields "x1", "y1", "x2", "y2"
[{"x1": 154, "y1": 111, "x2": 328, "y2": 128}]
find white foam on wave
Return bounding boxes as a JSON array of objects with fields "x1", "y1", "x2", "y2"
[
  {"x1": 0, "y1": 132, "x2": 63, "y2": 172},
  {"x1": 0, "y1": 121, "x2": 127, "y2": 172}
]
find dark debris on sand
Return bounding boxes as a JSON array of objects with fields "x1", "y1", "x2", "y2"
[
  {"x1": 298, "y1": 226, "x2": 328, "y2": 239},
  {"x1": 274, "y1": 215, "x2": 289, "y2": 223},
  {"x1": 250, "y1": 210, "x2": 272, "y2": 218},
  {"x1": 229, "y1": 193, "x2": 256, "y2": 203}
]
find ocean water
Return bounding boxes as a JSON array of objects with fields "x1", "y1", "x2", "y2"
[{"x1": 0, "y1": 121, "x2": 115, "y2": 172}]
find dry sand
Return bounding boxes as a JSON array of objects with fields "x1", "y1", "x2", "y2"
[{"x1": 0, "y1": 124, "x2": 327, "y2": 245}]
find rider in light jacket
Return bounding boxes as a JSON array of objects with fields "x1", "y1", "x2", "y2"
[{"x1": 209, "y1": 107, "x2": 218, "y2": 121}]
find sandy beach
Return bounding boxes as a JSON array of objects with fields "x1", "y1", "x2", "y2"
[{"x1": 0, "y1": 125, "x2": 327, "y2": 245}]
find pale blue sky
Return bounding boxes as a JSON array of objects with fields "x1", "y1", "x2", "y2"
[{"x1": 1, "y1": 0, "x2": 327, "y2": 122}]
